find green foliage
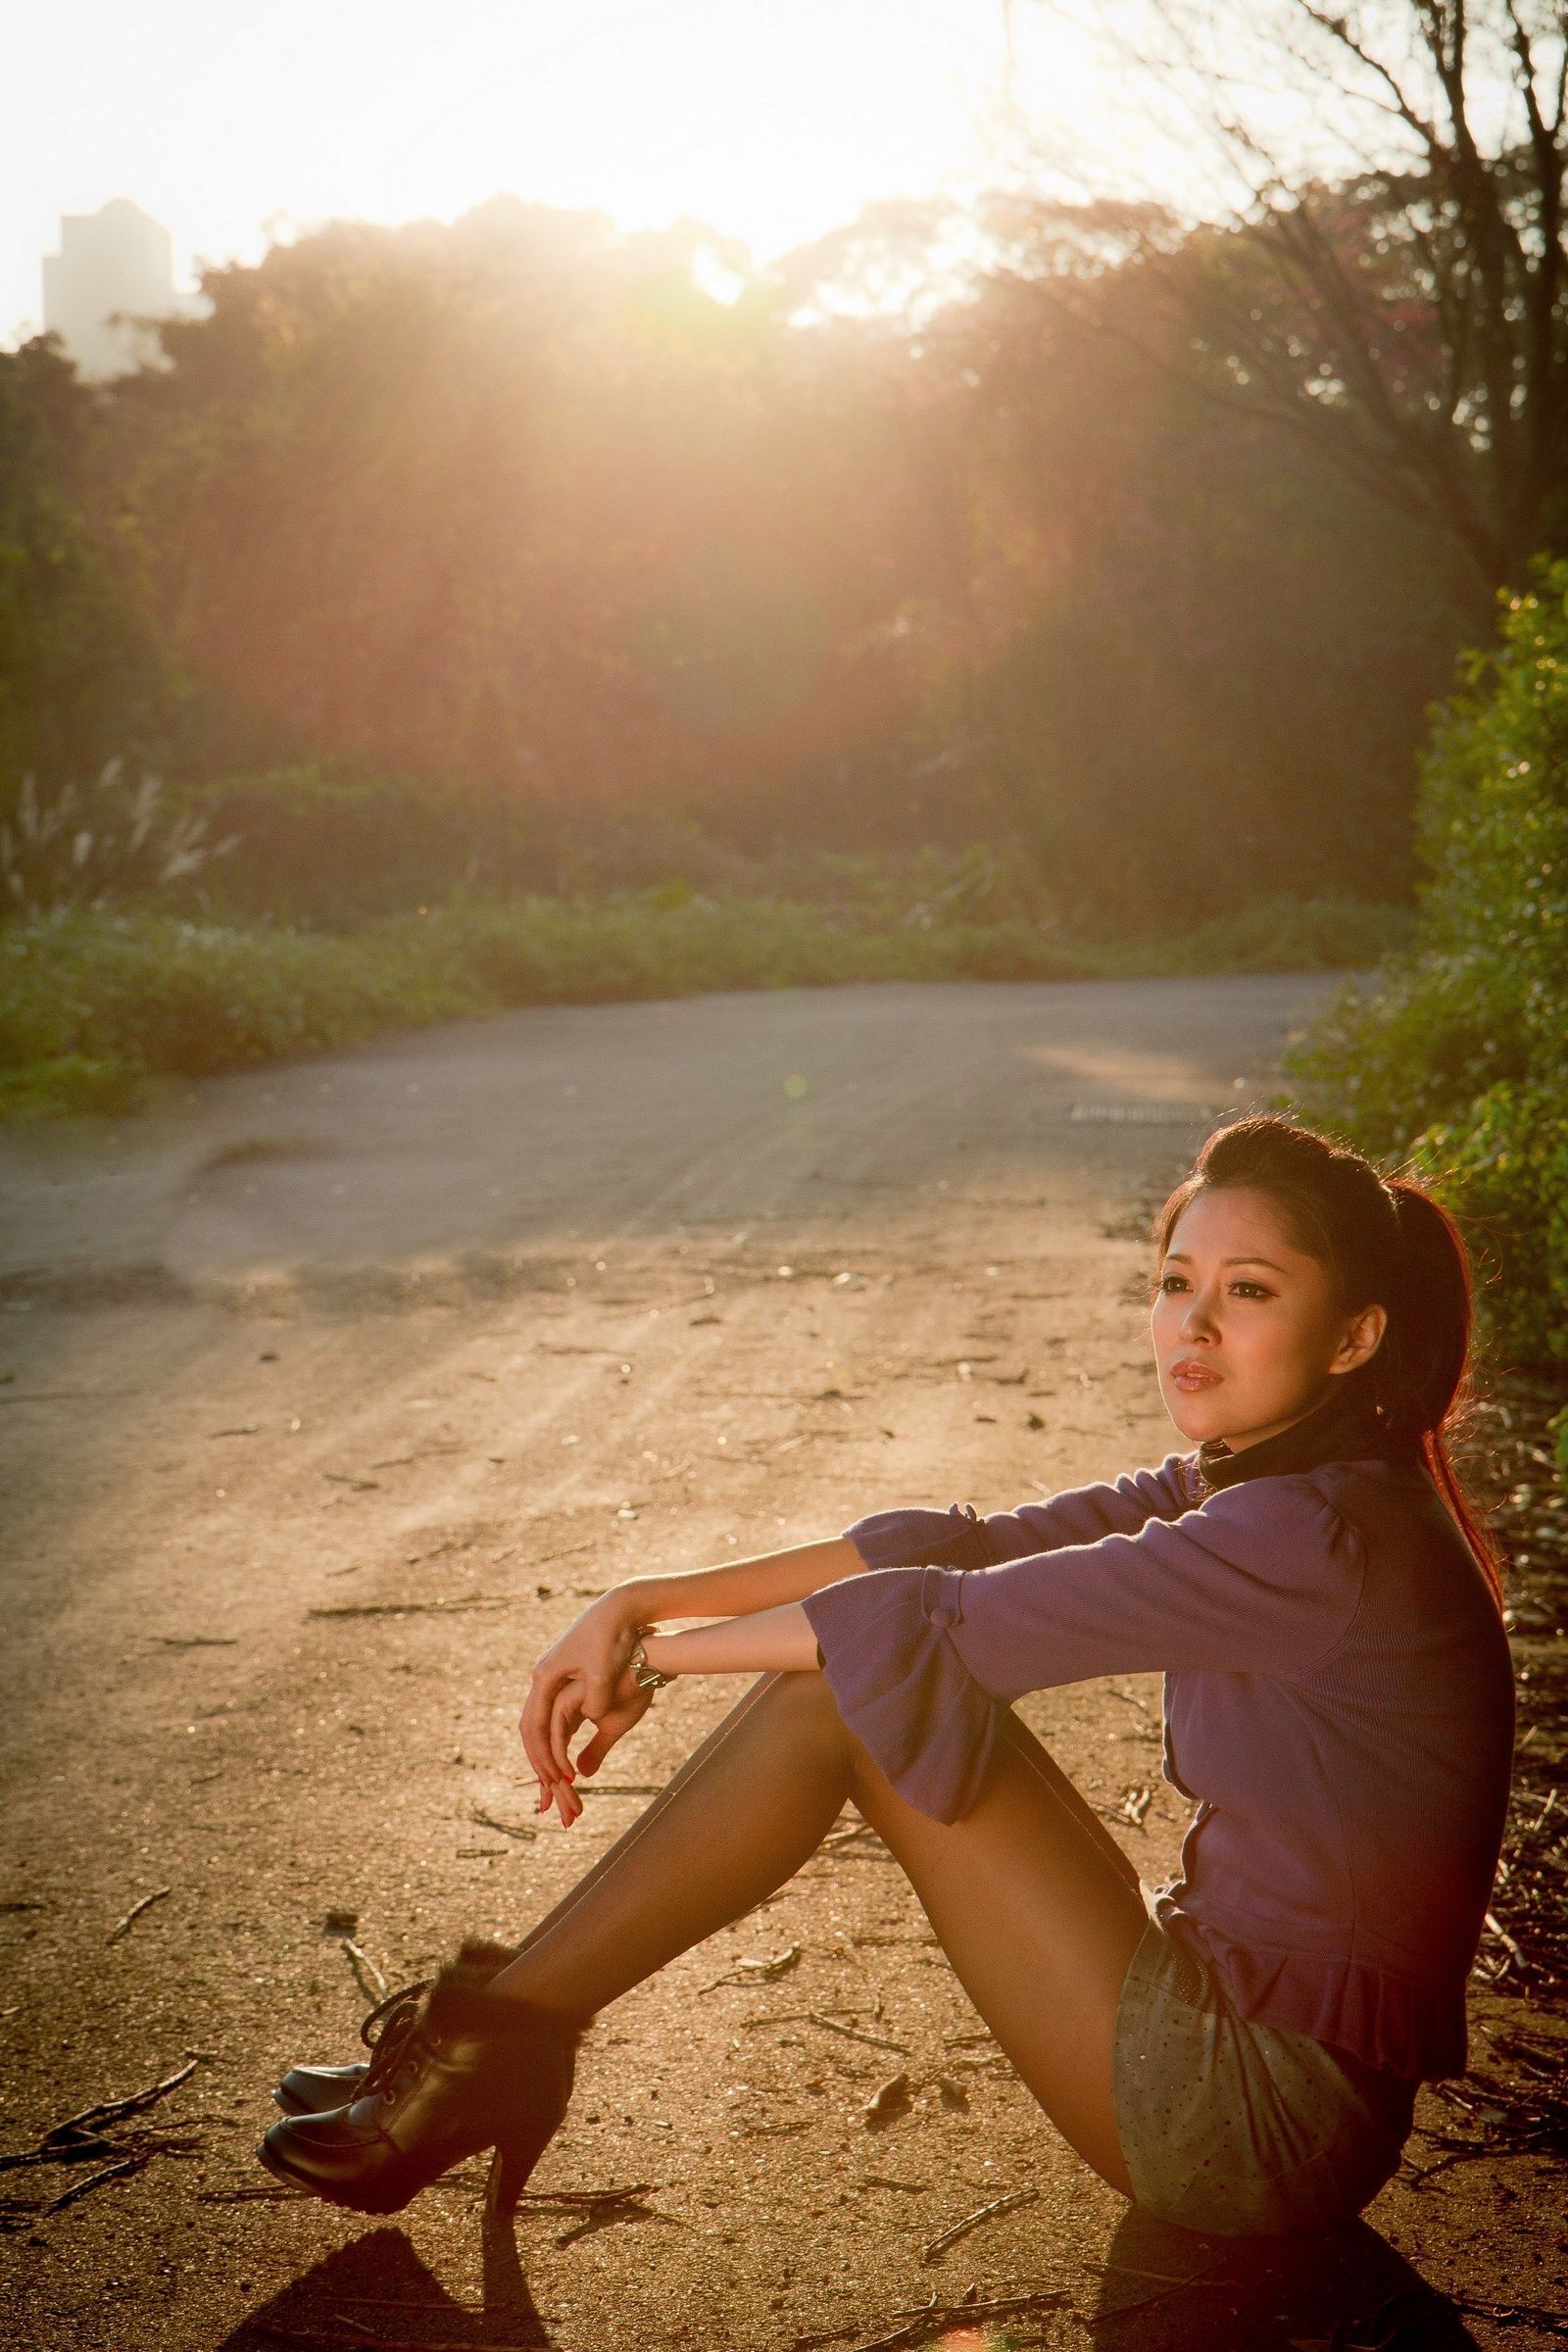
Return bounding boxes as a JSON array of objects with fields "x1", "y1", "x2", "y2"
[
  {"x1": 1287, "y1": 558, "x2": 1568, "y2": 1372},
  {"x1": 0, "y1": 340, "x2": 173, "y2": 789},
  {"x1": 1130, "y1": 896, "x2": 1413, "y2": 980},
  {"x1": 181, "y1": 766, "x2": 554, "y2": 925},
  {"x1": 1283, "y1": 948, "x2": 1530, "y2": 1154},
  {"x1": 0, "y1": 908, "x2": 483, "y2": 1105},
  {"x1": 1409, "y1": 1078, "x2": 1568, "y2": 1369},
  {"x1": 0, "y1": 889, "x2": 1400, "y2": 1119}
]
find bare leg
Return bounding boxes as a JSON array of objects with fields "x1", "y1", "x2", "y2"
[{"x1": 489, "y1": 1672, "x2": 1147, "y2": 2194}]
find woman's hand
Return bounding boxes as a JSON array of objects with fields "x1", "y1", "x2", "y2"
[
  {"x1": 519, "y1": 1592, "x2": 650, "y2": 1820},
  {"x1": 534, "y1": 1663, "x2": 654, "y2": 1826}
]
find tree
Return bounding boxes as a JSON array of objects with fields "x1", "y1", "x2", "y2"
[
  {"x1": 1068, "y1": 1, "x2": 1568, "y2": 592},
  {"x1": 0, "y1": 336, "x2": 171, "y2": 793}
]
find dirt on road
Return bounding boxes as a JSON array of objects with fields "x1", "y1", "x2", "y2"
[{"x1": 0, "y1": 975, "x2": 1558, "y2": 2351}]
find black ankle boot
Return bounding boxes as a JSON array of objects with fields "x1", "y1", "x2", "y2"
[
  {"x1": 257, "y1": 1939, "x2": 582, "y2": 2216},
  {"x1": 272, "y1": 1974, "x2": 445, "y2": 2117}
]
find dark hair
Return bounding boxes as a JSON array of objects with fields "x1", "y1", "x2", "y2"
[{"x1": 1153, "y1": 1112, "x2": 1503, "y2": 1608}]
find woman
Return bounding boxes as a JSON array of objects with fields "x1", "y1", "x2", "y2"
[{"x1": 259, "y1": 1113, "x2": 1515, "y2": 2237}]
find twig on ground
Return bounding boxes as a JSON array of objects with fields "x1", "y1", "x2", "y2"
[
  {"x1": 1452, "y1": 2294, "x2": 1568, "y2": 2337},
  {"x1": 155, "y1": 1636, "x2": 238, "y2": 1649},
  {"x1": 0, "y1": 2059, "x2": 204, "y2": 2225},
  {"x1": 196, "y1": 2184, "x2": 307, "y2": 2202},
  {"x1": 749, "y1": 2010, "x2": 911, "y2": 2055},
  {"x1": 1403, "y1": 2041, "x2": 1568, "y2": 2185},
  {"x1": 37, "y1": 2058, "x2": 199, "y2": 2150},
  {"x1": 308, "y1": 1597, "x2": 510, "y2": 1619},
  {"x1": 806, "y1": 2012, "x2": 910, "y2": 2053},
  {"x1": 822, "y1": 1821, "x2": 881, "y2": 1851},
  {"x1": 469, "y1": 1810, "x2": 537, "y2": 1842},
  {"x1": 700, "y1": 1942, "x2": 802, "y2": 1992},
  {"x1": 920, "y1": 2186, "x2": 1037, "y2": 2262},
  {"x1": 106, "y1": 1886, "x2": 171, "y2": 1943},
  {"x1": 553, "y1": 2194, "x2": 664, "y2": 2246},
  {"x1": 1117, "y1": 1785, "x2": 1152, "y2": 1829},
  {"x1": 513, "y1": 2180, "x2": 657, "y2": 2206},
  {"x1": 41, "y1": 2153, "x2": 146, "y2": 2213},
  {"x1": 340, "y1": 1937, "x2": 388, "y2": 2003},
  {"x1": 1089, "y1": 2253, "x2": 1229, "y2": 2321}
]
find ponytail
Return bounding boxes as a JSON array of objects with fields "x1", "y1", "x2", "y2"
[
  {"x1": 1383, "y1": 1181, "x2": 1506, "y2": 1610},
  {"x1": 1155, "y1": 1115, "x2": 1504, "y2": 1610}
]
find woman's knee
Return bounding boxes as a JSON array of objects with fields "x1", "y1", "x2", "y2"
[{"x1": 753, "y1": 1665, "x2": 853, "y2": 1750}]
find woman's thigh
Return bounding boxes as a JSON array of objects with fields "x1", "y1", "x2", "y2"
[{"x1": 845, "y1": 1701, "x2": 1149, "y2": 2197}]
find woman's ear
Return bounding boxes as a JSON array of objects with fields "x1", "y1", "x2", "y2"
[{"x1": 1330, "y1": 1301, "x2": 1388, "y2": 1375}]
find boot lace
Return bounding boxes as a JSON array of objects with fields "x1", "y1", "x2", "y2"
[{"x1": 356, "y1": 1982, "x2": 431, "y2": 2099}]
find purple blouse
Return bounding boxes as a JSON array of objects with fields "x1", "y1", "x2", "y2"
[{"x1": 802, "y1": 1415, "x2": 1514, "y2": 2080}]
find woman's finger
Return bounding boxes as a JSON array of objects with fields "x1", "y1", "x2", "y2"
[
  {"x1": 549, "y1": 1677, "x2": 585, "y2": 1780},
  {"x1": 575, "y1": 1688, "x2": 653, "y2": 1778},
  {"x1": 522, "y1": 1660, "x2": 586, "y2": 1786},
  {"x1": 519, "y1": 1671, "x2": 566, "y2": 1791}
]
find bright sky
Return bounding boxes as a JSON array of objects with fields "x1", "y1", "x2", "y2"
[{"x1": 7, "y1": 0, "x2": 1187, "y2": 343}]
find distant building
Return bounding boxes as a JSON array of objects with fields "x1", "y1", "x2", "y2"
[{"x1": 42, "y1": 199, "x2": 197, "y2": 379}]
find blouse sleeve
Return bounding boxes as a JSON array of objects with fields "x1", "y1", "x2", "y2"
[
  {"x1": 806, "y1": 1472, "x2": 1366, "y2": 1823},
  {"x1": 843, "y1": 1453, "x2": 1196, "y2": 1574}
]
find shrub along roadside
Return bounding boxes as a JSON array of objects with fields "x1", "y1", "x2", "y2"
[
  {"x1": 1284, "y1": 558, "x2": 1568, "y2": 1479},
  {"x1": 0, "y1": 889, "x2": 1402, "y2": 1121}
]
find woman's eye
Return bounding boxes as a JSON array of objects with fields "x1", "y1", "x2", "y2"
[
  {"x1": 1232, "y1": 1282, "x2": 1272, "y2": 1299},
  {"x1": 1156, "y1": 1275, "x2": 1187, "y2": 1294}
]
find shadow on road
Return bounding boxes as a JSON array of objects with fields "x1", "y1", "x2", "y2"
[
  {"x1": 216, "y1": 2207, "x2": 558, "y2": 2350},
  {"x1": 213, "y1": 2202, "x2": 1483, "y2": 2352},
  {"x1": 1091, "y1": 2205, "x2": 1480, "y2": 2349}
]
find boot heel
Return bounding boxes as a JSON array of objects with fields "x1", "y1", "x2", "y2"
[{"x1": 485, "y1": 2135, "x2": 532, "y2": 2220}]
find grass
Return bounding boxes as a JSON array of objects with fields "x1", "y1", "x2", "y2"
[{"x1": 0, "y1": 890, "x2": 1411, "y2": 1120}]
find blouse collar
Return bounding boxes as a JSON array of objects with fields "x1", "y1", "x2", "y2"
[{"x1": 1195, "y1": 1381, "x2": 1405, "y2": 1492}]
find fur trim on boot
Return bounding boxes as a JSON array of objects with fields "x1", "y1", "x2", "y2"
[{"x1": 423, "y1": 1937, "x2": 585, "y2": 2045}]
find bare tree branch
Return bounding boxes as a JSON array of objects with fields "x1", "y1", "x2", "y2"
[{"x1": 1053, "y1": 0, "x2": 1568, "y2": 583}]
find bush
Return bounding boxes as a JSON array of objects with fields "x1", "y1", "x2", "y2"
[
  {"x1": 181, "y1": 766, "x2": 558, "y2": 926},
  {"x1": 0, "y1": 908, "x2": 482, "y2": 1091},
  {"x1": 1287, "y1": 557, "x2": 1568, "y2": 1374},
  {"x1": 1411, "y1": 1076, "x2": 1568, "y2": 1369}
]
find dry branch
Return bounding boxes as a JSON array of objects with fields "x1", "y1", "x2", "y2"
[
  {"x1": 106, "y1": 1886, "x2": 171, "y2": 1943},
  {"x1": 308, "y1": 1597, "x2": 510, "y2": 1619},
  {"x1": 340, "y1": 1937, "x2": 388, "y2": 2003},
  {"x1": 920, "y1": 2185, "x2": 1037, "y2": 2261}
]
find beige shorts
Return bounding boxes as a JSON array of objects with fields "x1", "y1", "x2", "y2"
[{"x1": 1110, "y1": 1888, "x2": 1418, "y2": 2237}]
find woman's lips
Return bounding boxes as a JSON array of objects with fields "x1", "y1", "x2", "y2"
[{"x1": 1170, "y1": 1362, "x2": 1223, "y2": 1392}]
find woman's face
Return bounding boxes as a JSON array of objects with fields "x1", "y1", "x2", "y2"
[{"x1": 1151, "y1": 1184, "x2": 1387, "y2": 1453}]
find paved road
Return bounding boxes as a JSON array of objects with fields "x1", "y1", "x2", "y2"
[{"x1": 0, "y1": 976, "x2": 1544, "y2": 2349}]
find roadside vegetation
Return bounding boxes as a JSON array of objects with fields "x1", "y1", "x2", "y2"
[
  {"x1": 1286, "y1": 561, "x2": 1568, "y2": 1480},
  {"x1": 0, "y1": 867, "x2": 1398, "y2": 1120}
]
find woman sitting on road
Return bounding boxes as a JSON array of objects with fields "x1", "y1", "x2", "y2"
[{"x1": 259, "y1": 1112, "x2": 1514, "y2": 2239}]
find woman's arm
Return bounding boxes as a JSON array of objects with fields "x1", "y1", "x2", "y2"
[
  {"x1": 616, "y1": 1534, "x2": 865, "y2": 1626},
  {"x1": 640, "y1": 1601, "x2": 818, "y2": 1679},
  {"x1": 518, "y1": 1540, "x2": 855, "y2": 1815}
]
